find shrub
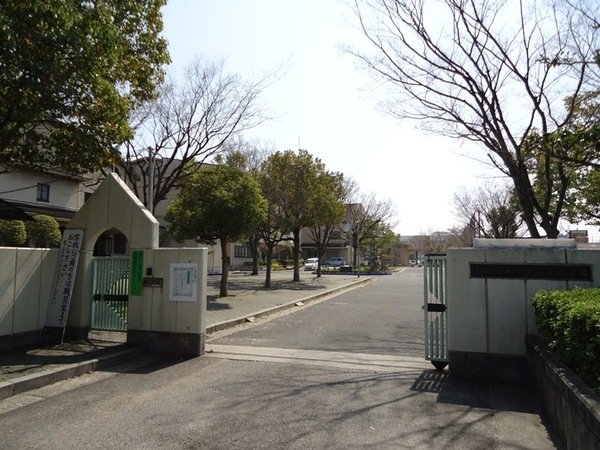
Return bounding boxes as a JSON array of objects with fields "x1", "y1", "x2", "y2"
[
  {"x1": 532, "y1": 288, "x2": 600, "y2": 394},
  {"x1": 279, "y1": 259, "x2": 294, "y2": 268},
  {"x1": 26, "y1": 215, "x2": 62, "y2": 247},
  {"x1": 0, "y1": 220, "x2": 27, "y2": 246}
]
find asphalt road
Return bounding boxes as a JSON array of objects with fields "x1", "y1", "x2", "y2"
[
  {"x1": 0, "y1": 269, "x2": 559, "y2": 449},
  {"x1": 209, "y1": 267, "x2": 425, "y2": 357}
]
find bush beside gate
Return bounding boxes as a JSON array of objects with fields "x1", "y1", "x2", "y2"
[{"x1": 531, "y1": 287, "x2": 600, "y2": 395}]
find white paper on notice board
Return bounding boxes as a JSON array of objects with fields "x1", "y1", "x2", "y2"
[{"x1": 169, "y1": 263, "x2": 198, "y2": 302}]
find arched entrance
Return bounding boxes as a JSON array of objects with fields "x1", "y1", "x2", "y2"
[
  {"x1": 63, "y1": 173, "x2": 207, "y2": 357},
  {"x1": 90, "y1": 228, "x2": 131, "y2": 331},
  {"x1": 65, "y1": 174, "x2": 158, "y2": 339}
]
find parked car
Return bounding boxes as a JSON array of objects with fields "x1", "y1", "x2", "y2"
[
  {"x1": 324, "y1": 257, "x2": 347, "y2": 267},
  {"x1": 304, "y1": 257, "x2": 319, "y2": 271}
]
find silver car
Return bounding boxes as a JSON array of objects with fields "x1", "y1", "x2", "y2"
[
  {"x1": 304, "y1": 257, "x2": 319, "y2": 271},
  {"x1": 324, "y1": 257, "x2": 346, "y2": 267}
]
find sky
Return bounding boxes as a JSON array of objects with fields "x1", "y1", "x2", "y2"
[{"x1": 160, "y1": 0, "x2": 597, "y2": 240}]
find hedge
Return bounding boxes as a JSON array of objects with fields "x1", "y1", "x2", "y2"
[{"x1": 532, "y1": 287, "x2": 600, "y2": 394}]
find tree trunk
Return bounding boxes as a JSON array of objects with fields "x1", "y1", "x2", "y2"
[
  {"x1": 506, "y1": 160, "x2": 542, "y2": 238},
  {"x1": 292, "y1": 229, "x2": 301, "y2": 282},
  {"x1": 250, "y1": 233, "x2": 260, "y2": 276},
  {"x1": 316, "y1": 243, "x2": 323, "y2": 278},
  {"x1": 220, "y1": 238, "x2": 229, "y2": 297},
  {"x1": 265, "y1": 245, "x2": 273, "y2": 288}
]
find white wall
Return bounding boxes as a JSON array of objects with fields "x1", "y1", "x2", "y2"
[
  {"x1": 447, "y1": 241, "x2": 600, "y2": 357},
  {"x1": 128, "y1": 247, "x2": 207, "y2": 335},
  {"x1": 0, "y1": 248, "x2": 58, "y2": 339}
]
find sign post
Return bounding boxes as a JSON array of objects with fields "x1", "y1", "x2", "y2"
[{"x1": 45, "y1": 229, "x2": 84, "y2": 339}]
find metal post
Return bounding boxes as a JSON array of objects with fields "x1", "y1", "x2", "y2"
[{"x1": 356, "y1": 224, "x2": 360, "y2": 278}]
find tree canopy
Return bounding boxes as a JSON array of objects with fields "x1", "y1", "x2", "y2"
[
  {"x1": 115, "y1": 58, "x2": 272, "y2": 212},
  {"x1": 26, "y1": 214, "x2": 61, "y2": 247},
  {"x1": 0, "y1": 219, "x2": 26, "y2": 246},
  {"x1": 260, "y1": 149, "x2": 341, "y2": 282},
  {"x1": 345, "y1": 192, "x2": 397, "y2": 267},
  {"x1": 0, "y1": 0, "x2": 170, "y2": 174},
  {"x1": 165, "y1": 163, "x2": 267, "y2": 297},
  {"x1": 453, "y1": 182, "x2": 524, "y2": 240},
  {"x1": 350, "y1": 0, "x2": 599, "y2": 238}
]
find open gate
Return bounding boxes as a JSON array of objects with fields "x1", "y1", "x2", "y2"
[
  {"x1": 423, "y1": 254, "x2": 448, "y2": 371},
  {"x1": 91, "y1": 256, "x2": 130, "y2": 331}
]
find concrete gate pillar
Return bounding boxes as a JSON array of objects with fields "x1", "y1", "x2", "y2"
[{"x1": 65, "y1": 173, "x2": 206, "y2": 356}]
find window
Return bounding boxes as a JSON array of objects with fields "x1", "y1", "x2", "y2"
[
  {"x1": 234, "y1": 245, "x2": 251, "y2": 258},
  {"x1": 37, "y1": 183, "x2": 50, "y2": 202}
]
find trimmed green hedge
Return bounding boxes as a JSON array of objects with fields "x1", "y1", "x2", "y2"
[{"x1": 532, "y1": 288, "x2": 600, "y2": 394}]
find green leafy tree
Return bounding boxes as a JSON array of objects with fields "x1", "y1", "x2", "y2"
[
  {"x1": 306, "y1": 172, "x2": 347, "y2": 277},
  {"x1": 256, "y1": 202, "x2": 289, "y2": 289},
  {"x1": 0, "y1": 220, "x2": 26, "y2": 246},
  {"x1": 537, "y1": 92, "x2": 600, "y2": 225},
  {"x1": 219, "y1": 138, "x2": 275, "y2": 276},
  {"x1": 361, "y1": 225, "x2": 399, "y2": 270},
  {"x1": 260, "y1": 150, "x2": 334, "y2": 282},
  {"x1": 26, "y1": 214, "x2": 61, "y2": 247},
  {"x1": 257, "y1": 159, "x2": 291, "y2": 288},
  {"x1": 165, "y1": 164, "x2": 267, "y2": 297},
  {"x1": 0, "y1": 1, "x2": 170, "y2": 174}
]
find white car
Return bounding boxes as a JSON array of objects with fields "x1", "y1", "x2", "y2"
[
  {"x1": 304, "y1": 257, "x2": 319, "y2": 271},
  {"x1": 324, "y1": 257, "x2": 347, "y2": 267}
]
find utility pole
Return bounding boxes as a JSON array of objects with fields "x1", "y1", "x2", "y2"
[{"x1": 147, "y1": 147, "x2": 154, "y2": 215}]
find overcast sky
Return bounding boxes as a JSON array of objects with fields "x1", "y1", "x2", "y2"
[{"x1": 160, "y1": 0, "x2": 597, "y2": 240}]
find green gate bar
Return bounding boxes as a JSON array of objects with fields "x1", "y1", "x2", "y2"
[
  {"x1": 91, "y1": 256, "x2": 130, "y2": 331},
  {"x1": 423, "y1": 254, "x2": 448, "y2": 371}
]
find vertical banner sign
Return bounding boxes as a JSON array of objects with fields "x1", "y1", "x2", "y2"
[
  {"x1": 130, "y1": 250, "x2": 144, "y2": 296},
  {"x1": 45, "y1": 229, "x2": 84, "y2": 328}
]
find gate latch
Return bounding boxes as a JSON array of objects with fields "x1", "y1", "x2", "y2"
[{"x1": 426, "y1": 303, "x2": 447, "y2": 312}]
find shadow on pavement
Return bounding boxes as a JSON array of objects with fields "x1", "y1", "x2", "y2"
[
  {"x1": 207, "y1": 296, "x2": 232, "y2": 310},
  {"x1": 411, "y1": 370, "x2": 543, "y2": 414}
]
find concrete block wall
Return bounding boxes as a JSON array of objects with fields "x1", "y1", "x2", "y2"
[
  {"x1": 0, "y1": 248, "x2": 58, "y2": 349},
  {"x1": 447, "y1": 240, "x2": 600, "y2": 382},
  {"x1": 127, "y1": 247, "x2": 207, "y2": 356}
]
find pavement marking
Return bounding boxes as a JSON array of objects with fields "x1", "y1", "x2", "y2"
[{"x1": 205, "y1": 344, "x2": 432, "y2": 373}]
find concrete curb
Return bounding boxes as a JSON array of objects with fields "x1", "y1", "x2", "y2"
[
  {"x1": 0, "y1": 347, "x2": 141, "y2": 401},
  {"x1": 206, "y1": 277, "x2": 372, "y2": 334},
  {"x1": 0, "y1": 277, "x2": 371, "y2": 401}
]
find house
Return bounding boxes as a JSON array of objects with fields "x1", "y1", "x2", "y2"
[{"x1": 0, "y1": 166, "x2": 95, "y2": 229}]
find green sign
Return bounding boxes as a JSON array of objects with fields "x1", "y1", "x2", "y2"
[{"x1": 130, "y1": 250, "x2": 144, "y2": 296}]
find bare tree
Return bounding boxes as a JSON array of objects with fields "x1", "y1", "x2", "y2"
[
  {"x1": 453, "y1": 182, "x2": 525, "y2": 239},
  {"x1": 112, "y1": 57, "x2": 275, "y2": 212},
  {"x1": 345, "y1": 192, "x2": 398, "y2": 267},
  {"x1": 409, "y1": 231, "x2": 450, "y2": 257},
  {"x1": 409, "y1": 228, "x2": 471, "y2": 256},
  {"x1": 349, "y1": 0, "x2": 600, "y2": 238}
]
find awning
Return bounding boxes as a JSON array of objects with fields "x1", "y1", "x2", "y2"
[{"x1": 0, "y1": 199, "x2": 35, "y2": 221}]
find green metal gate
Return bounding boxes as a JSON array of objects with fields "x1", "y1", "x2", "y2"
[
  {"x1": 91, "y1": 256, "x2": 130, "y2": 331},
  {"x1": 423, "y1": 254, "x2": 448, "y2": 371}
]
